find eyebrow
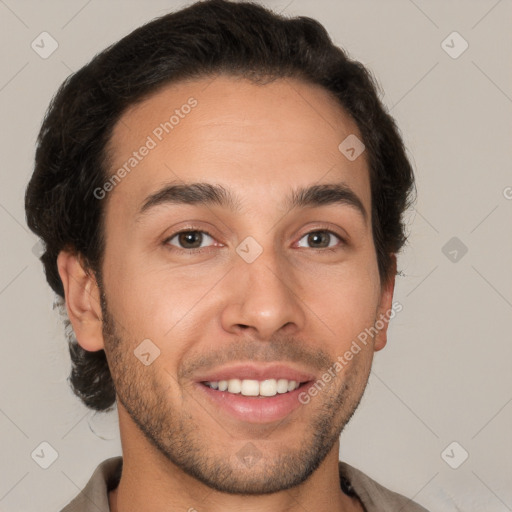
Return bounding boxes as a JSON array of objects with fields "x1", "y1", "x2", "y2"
[{"x1": 138, "y1": 181, "x2": 367, "y2": 222}]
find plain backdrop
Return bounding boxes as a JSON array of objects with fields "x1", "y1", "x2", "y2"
[{"x1": 0, "y1": 1, "x2": 511, "y2": 511}]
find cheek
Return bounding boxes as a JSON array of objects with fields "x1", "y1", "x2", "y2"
[
  {"x1": 102, "y1": 249, "x2": 219, "y2": 352},
  {"x1": 299, "y1": 261, "x2": 381, "y2": 348}
]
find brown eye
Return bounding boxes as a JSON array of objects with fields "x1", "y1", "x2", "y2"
[
  {"x1": 297, "y1": 230, "x2": 342, "y2": 249},
  {"x1": 166, "y1": 230, "x2": 215, "y2": 250}
]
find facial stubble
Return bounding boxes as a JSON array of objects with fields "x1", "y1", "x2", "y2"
[{"x1": 99, "y1": 292, "x2": 373, "y2": 495}]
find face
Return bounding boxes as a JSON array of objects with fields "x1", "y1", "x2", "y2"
[{"x1": 87, "y1": 75, "x2": 394, "y2": 493}]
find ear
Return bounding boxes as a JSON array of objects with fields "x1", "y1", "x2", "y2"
[
  {"x1": 57, "y1": 250, "x2": 105, "y2": 352},
  {"x1": 373, "y1": 254, "x2": 397, "y2": 352}
]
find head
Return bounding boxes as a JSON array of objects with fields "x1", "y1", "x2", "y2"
[{"x1": 25, "y1": 0, "x2": 414, "y2": 495}]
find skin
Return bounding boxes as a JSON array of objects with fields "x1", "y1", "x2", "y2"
[{"x1": 57, "y1": 75, "x2": 396, "y2": 512}]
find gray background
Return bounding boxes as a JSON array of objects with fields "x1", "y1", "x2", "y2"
[{"x1": 1, "y1": 0, "x2": 511, "y2": 511}]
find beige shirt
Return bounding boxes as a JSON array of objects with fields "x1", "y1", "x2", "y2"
[{"x1": 60, "y1": 456, "x2": 429, "y2": 512}]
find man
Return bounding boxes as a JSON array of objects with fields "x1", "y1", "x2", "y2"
[{"x1": 25, "y1": 0, "x2": 426, "y2": 510}]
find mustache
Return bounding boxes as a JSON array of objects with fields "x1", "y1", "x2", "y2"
[{"x1": 179, "y1": 335, "x2": 333, "y2": 380}]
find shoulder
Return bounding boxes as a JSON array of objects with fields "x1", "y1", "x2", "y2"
[
  {"x1": 60, "y1": 456, "x2": 122, "y2": 512},
  {"x1": 339, "y1": 461, "x2": 430, "y2": 512}
]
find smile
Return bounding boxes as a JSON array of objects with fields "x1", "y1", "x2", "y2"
[{"x1": 203, "y1": 378, "x2": 301, "y2": 397}]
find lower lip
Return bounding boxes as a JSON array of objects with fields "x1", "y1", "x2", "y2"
[{"x1": 195, "y1": 382, "x2": 311, "y2": 424}]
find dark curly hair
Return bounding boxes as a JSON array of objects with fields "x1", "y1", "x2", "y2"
[{"x1": 25, "y1": 0, "x2": 415, "y2": 411}]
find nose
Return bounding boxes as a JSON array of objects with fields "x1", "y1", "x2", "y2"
[{"x1": 220, "y1": 248, "x2": 307, "y2": 340}]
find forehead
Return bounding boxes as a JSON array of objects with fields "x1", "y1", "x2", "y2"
[{"x1": 104, "y1": 75, "x2": 371, "y2": 219}]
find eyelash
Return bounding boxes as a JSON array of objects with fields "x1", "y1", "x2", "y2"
[{"x1": 163, "y1": 226, "x2": 346, "y2": 254}]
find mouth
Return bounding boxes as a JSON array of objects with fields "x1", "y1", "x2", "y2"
[{"x1": 193, "y1": 364, "x2": 315, "y2": 423}]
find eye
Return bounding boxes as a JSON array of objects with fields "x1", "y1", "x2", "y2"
[
  {"x1": 165, "y1": 230, "x2": 217, "y2": 250},
  {"x1": 296, "y1": 230, "x2": 344, "y2": 250}
]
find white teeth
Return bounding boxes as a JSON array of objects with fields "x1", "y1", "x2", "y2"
[
  {"x1": 260, "y1": 379, "x2": 277, "y2": 397},
  {"x1": 204, "y1": 378, "x2": 300, "y2": 396},
  {"x1": 227, "y1": 379, "x2": 242, "y2": 394},
  {"x1": 240, "y1": 379, "x2": 260, "y2": 396},
  {"x1": 276, "y1": 378, "x2": 289, "y2": 394},
  {"x1": 287, "y1": 380, "x2": 297, "y2": 392}
]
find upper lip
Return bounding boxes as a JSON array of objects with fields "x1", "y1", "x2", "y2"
[{"x1": 193, "y1": 363, "x2": 316, "y2": 383}]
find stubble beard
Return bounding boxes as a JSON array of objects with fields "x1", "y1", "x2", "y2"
[{"x1": 100, "y1": 295, "x2": 371, "y2": 495}]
